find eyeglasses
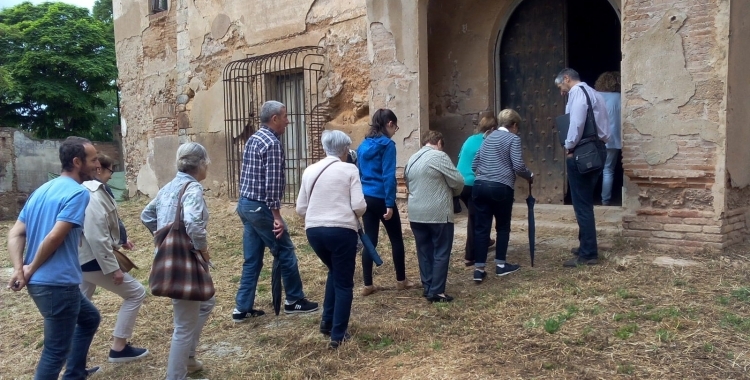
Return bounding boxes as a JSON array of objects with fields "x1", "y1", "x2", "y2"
[{"x1": 98, "y1": 167, "x2": 114, "y2": 174}]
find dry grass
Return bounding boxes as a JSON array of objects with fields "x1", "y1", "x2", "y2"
[{"x1": 2, "y1": 196, "x2": 750, "y2": 379}]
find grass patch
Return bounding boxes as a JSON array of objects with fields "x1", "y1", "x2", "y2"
[
  {"x1": 615, "y1": 323, "x2": 639, "y2": 340},
  {"x1": 616, "y1": 288, "x2": 638, "y2": 299},
  {"x1": 656, "y1": 328, "x2": 674, "y2": 342},
  {"x1": 730, "y1": 287, "x2": 750, "y2": 303},
  {"x1": 720, "y1": 313, "x2": 750, "y2": 332},
  {"x1": 617, "y1": 364, "x2": 635, "y2": 375}
]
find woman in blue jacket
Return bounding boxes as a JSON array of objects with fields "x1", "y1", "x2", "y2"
[{"x1": 357, "y1": 109, "x2": 415, "y2": 295}]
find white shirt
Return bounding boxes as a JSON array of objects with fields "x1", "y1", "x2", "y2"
[{"x1": 564, "y1": 82, "x2": 611, "y2": 149}]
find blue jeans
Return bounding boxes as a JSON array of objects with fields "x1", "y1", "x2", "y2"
[
  {"x1": 567, "y1": 142, "x2": 606, "y2": 260},
  {"x1": 601, "y1": 148, "x2": 620, "y2": 204},
  {"x1": 27, "y1": 285, "x2": 100, "y2": 380},
  {"x1": 235, "y1": 198, "x2": 305, "y2": 312},
  {"x1": 306, "y1": 227, "x2": 357, "y2": 341},
  {"x1": 472, "y1": 180, "x2": 514, "y2": 267},
  {"x1": 410, "y1": 222, "x2": 454, "y2": 296}
]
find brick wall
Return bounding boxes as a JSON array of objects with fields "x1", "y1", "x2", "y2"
[{"x1": 620, "y1": 0, "x2": 732, "y2": 251}]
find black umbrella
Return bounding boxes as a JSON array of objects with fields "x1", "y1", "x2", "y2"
[
  {"x1": 526, "y1": 183, "x2": 536, "y2": 267},
  {"x1": 271, "y1": 253, "x2": 282, "y2": 316}
]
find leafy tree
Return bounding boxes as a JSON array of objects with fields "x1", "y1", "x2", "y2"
[
  {"x1": 92, "y1": 0, "x2": 113, "y2": 24},
  {"x1": 0, "y1": 2, "x2": 117, "y2": 140}
]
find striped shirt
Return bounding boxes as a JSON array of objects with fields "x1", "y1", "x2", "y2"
[
  {"x1": 472, "y1": 128, "x2": 533, "y2": 189},
  {"x1": 404, "y1": 146, "x2": 464, "y2": 223},
  {"x1": 239, "y1": 126, "x2": 285, "y2": 210}
]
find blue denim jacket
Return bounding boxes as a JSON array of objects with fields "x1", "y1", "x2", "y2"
[{"x1": 141, "y1": 172, "x2": 208, "y2": 251}]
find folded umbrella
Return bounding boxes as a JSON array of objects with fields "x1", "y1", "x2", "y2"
[
  {"x1": 271, "y1": 253, "x2": 282, "y2": 316},
  {"x1": 526, "y1": 183, "x2": 536, "y2": 267}
]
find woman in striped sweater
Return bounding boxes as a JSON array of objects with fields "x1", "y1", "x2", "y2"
[{"x1": 471, "y1": 109, "x2": 534, "y2": 283}]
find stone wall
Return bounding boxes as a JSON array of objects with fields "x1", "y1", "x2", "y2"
[
  {"x1": 0, "y1": 128, "x2": 121, "y2": 219},
  {"x1": 620, "y1": 0, "x2": 734, "y2": 250},
  {"x1": 115, "y1": 0, "x2": 384, "y2": 198}
]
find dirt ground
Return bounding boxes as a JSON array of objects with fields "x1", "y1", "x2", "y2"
[{"x1": 1, "y1": 196, "x2": 750, "y2": 379}]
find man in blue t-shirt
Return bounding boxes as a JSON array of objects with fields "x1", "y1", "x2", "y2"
[{"x1": 7, "y1": 136, "x2": 102, "y2": 379}]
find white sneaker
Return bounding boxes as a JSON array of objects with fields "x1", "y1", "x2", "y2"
[{"x1": 187, "y1": 357, "x2": 203, "y2": 373}]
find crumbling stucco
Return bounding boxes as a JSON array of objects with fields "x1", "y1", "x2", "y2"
[
  {"x1": 623, "y1": 11, "x2": 720, "y2": 166},
  {"x1": 726, "y1": 0, "x2": 750, "y2": 191}
]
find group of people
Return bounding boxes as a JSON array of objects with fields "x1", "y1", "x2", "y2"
[{"x1": 6, "y1": 67, "x2": 620, "y2": 379}]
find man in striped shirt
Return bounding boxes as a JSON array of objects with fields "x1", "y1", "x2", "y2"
[
  {"x1": 471, "y1": 109, "x2": 534, "y2": 283},
  {"x1": 233, "y1": 100, "x2": 319, "y2": 322}
]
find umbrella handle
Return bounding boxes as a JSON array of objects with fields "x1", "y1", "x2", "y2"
[{"x1": 529, "y1": 183, "x2": 533, "y2": 197}]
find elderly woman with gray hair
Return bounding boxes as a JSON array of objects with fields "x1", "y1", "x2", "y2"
[
  {"x1": 296, "y1": 130, "x2": 367, "y2": 349},
  {"x1": 141, "y1": 142, "x2": 216, "y2": 379}
]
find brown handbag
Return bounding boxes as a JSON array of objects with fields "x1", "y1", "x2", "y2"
[
  {"x1": 113, "y1": 249, "x2": 138, "y2": 273},
  {"x1": 148, "y1": 182, "x2": 215, "y2": 301}
]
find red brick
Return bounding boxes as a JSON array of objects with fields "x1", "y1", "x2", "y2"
[
  {"x1": 622, "y1": 230, "x2": 653, "y2": 238},
  {"x1": 628, "y1": 222, "x2": 663, "y2": 231},
  {"x1": 668, "y1": 210, "x2": 714, "y2": 218},
  {"x1": 684, "y1": 233, "x2": 725, "y2": 243},
  {"x1": 682, "y1": 218, "x2": 720, "y2": 226},
  {"x1": 636, "y1": 209, "x2": 669, "y2": 216},
  {"x1": 664, "y1": 224, "x2": 703, "y2": 233},
  {"x1": 652, "y1": 231, "x2": 685, "y2": 239}
]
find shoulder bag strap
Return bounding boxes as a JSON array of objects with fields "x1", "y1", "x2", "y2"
[
  {"x1": 405, "y1": 149, "x2": 432, "y2": 180},
  {"x1": 580, "y1": 87, "x2": 598, "y2": 139},
  {"x1": 309, "y1": 160, "x2": 338, "y2": 197},
  {"x1": 172, "y1": 181, "x2": 194, "y2": 232}
]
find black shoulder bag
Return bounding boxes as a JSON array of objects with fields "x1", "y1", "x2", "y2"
[{"x1": 572, "y1": 88, "x2": 604, "y2": 174}]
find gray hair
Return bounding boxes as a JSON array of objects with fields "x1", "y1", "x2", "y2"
[
  {"x1": 321, "y1": 130, "x2": 351, "y2": 158},
  {"x1": 260, "y1": 101, "x2": 286, "y2": 123},
  {"x1": 176, "y1": 142, "x2": 210, "y2": 174},
  {"x1": 555, "y1": 68, "x2": 580, "y2": 85}
]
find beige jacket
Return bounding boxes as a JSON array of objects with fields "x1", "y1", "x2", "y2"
[{"x1": 78, "y1": 180, "x2": 121, "y2": 274}]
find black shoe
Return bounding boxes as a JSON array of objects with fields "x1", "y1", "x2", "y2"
[
  {"x1": 284, "y1": 298, "x2": 319, "y2": 314},
  {"x1": 108, "y1": 343, "x2": 149, "y2": 363},
  {"x1": 423, "y1": 289, "x2": 429, "y2": 298},
  {"x1": 496, "y1": 263, "x2": 521, "y2": 276},
  {"x1": 563, "y1": 257, "x2": 599, "y2": 267},
  {"x1": 328, "y1": 332, "x2": 351, "y2": 349},
  {"x1": 473, "y1": 269, "x2": 487, "y2": 283},
  {"x1": 427, "y1": 294, "x2": 454, "y2": 303},
  {"x1": 320, "y1": 320, "x2": 332, "y2": 336},
  {"x1": 571, "y1": 247, "x2": 580, "y2": 256},
  {"x1": 233, "y1": 308, "x2": 266, "y2": 323},
  {"x1": 86, "y1": 366, "x2": 101, "y2": 378}
]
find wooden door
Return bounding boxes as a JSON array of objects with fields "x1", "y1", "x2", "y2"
[{"x1": 499, "y1": 0, "x2": 566, "y2": 204}]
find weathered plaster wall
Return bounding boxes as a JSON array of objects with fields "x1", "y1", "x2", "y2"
[
  {"x1": 427, "y1": 0, "x2": 515, "y2": 161},
  {"x1": 620, "y1": 0, "x2": 732, "y2": 250},
  {"x1": 725, "y1": 0, "x2": 750, "y2": 207},
  {"x1": 366, "y1": 0, "x2": 428, "y2": 167},
  {"x1": 723, "y1": 0, "x2": 750, "y2": 243},
  {"x1": 114, "y1": 0, "x2": 373, "y2": 198}
]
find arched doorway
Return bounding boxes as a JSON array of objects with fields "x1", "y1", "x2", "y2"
[{"x1": 497, "y1": 0, "x2": 621, "y2": 204}]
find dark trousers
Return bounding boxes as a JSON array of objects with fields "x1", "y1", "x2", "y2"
[
  {"x1": 566, "y1": 143, "x2": 605, "y2": 260},
  {"x1": 306, "y1": 227, "x2": 358, "y2": 342},
  {"x1": 472, "y1": 180, "x2": 514, "y2": 267},
  {"x1": 410, "y1": 222, "x2": 454, "y2": 296},
  {"x1": 361, "y1": 195, "x2": 406, "y2": 286},
  {"x1": 458, "y1": 185, "x2": 475, "y2": 261}
]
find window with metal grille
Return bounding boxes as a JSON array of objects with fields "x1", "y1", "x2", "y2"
[
  {"x1": 223, "y1": 47, "x2": 327, "y2": 203},
  {"x1": 151, "y1": 0, "x2": 168, "y2": 13}
]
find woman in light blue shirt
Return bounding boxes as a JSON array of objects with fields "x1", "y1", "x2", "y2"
[{"x1": 595, "y1": 71, "x2": 622, "y2": 206}]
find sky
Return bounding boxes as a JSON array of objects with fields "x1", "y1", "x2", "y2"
[{"x1": 1, "y1": 0, "x2": 96, "y2": 11}]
